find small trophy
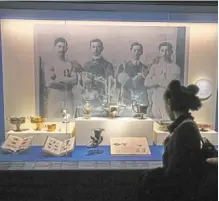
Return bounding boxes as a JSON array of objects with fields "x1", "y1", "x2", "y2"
[
  {"x1": 61, "y1": 109, "x2": 71, "y2": 123},
  {"x1": 157, "y1": 120, "x2": 172, "y2": 131},
  {"x1": 45, "y1": 124, "x2": 56, "y2": 132},
  {"x1": 86, "y1": 128, "x2": 104, "y2": 155},
  {"x1": 132, "y1": 100, "x2": 148, "y2": 119},
  {"x1": 6, "y1": 117, "x2": 26, "y2": 132},
  {"x1": 83, "y1": 101, "x2": 94, "y2": 119},
  {"x1": 109, "y1": 105, "x2": 119, "y2": 118},
  {"x1": 28, "y1": 116, "x2": 46, "y2": 131}
]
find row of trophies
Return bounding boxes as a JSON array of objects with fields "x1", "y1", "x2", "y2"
[
  {"x1": 6, "y1": 116, "x2": 59, "y2": 132},
  {"x1": 6, "y1": 110, "x2": 71, "y2": 132},
  {"x1": 6, "y1": 101, "x2": 148, "y2": 132},
  {"x1": 83, "y1": 100, "x2": 148, "y2": 119}
]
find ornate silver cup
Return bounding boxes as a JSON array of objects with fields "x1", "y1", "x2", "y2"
[
  {"x1": 6, "y1": 117, "x2": 26, "y2": 132},
  {"x1": 132, "y1": 100, "x2": 148, "y2": 119},
  {"x1": 83, "y1": 101, "x2": 94, "y2": 119}
]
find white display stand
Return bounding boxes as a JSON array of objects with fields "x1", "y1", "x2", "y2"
[
  {"x1": 153, "y1": 122, "x2": 218, "y2": 145},
  {"x1": 5, "y1": 122, "x2": 75, "y2": 146},
  {"x1": 75, "y1": 117, "x2": 154, "y2": 145}
]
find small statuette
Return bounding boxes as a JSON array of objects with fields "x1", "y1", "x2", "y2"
[{"x1": 61, "y1": 109, "x2": 71, "y2": 123}]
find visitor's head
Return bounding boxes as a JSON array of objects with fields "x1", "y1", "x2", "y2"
[
  {"x1": 54, "y1": 37, "x2": 68, "y2": 57},
  {"x1": 159, "y1": 42, "x2": 173, "y2": 62},
  {"x1": 130, "y1": 42, "x2": 143, "y2": 60},
  {"x1": 90, "y1": 39, "x2": 104, "y2": 56},
  {"x1": 164, "y1": 80, "x2": 202, "y2": 120}
]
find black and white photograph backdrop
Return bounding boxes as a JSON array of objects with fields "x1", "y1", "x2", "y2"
[{"x1": 34, "y1": 22, "x2": 188, "y2": 120}]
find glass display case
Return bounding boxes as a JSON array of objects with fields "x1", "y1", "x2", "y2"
[{"x1": 0, "y1": 1, "x2": 217, "y2": 170}]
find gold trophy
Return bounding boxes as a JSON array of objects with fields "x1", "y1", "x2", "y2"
[
  {"x1": 83, "y1": 101, "x2": 94, "y2": 119},
  {"x1": 132, "y1": 100, "x2": 148, "y2": 119},
  {"x1": 6, "y1": 117, "x2": 26, "y2": 132},
  {"x1": 157, "y1": 120, "x2": 171, "y2": 131},
  {"x1": 45, "y1": 124, "x2": 56, "y2": 132},
  {"x1": 28, "y1": 116, "x2": 46, "y2": 131}
]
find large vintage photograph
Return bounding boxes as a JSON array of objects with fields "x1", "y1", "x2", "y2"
[{"x1": 34, "y1": 23, "x2": 188, "y2": 120}]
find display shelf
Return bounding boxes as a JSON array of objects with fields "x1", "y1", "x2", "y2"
[
  {"x1": 0, "y1": 145, "x2": 164, "y2": 162},
  {"x1": 76, "y1": 117, "x2": 154, "y2": 145},
  {"x1": 153, "y1": 123, "x2": 218, "y2": 145}
]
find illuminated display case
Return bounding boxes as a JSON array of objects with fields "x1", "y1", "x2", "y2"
[{"x1": 0, "y1": 2, "x2": 217, "y2": 169}]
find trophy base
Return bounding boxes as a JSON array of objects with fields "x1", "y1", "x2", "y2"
[
  {"x1": 13, "y1": 128, "x2": 29, "y2": 132},
  {"x1": 84, "y1": 116, "x2": 91, "y2": 119},
  {"x1": 86, "y1": 149, "x2": 104, "y2": 156},
  {"x1": 133, "y1": 113, "x2": 146, "y2": 119},
  {"x1": 62, "y1": 121, "x2": 70, "y2": 123}
]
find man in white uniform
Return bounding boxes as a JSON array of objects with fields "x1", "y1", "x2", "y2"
[
  {"x1": 44, "y1": 37, "x2": 81, "y2": 118},
  {"x1": 145, "y1": 42, "x2": 181, "y2": 119}
]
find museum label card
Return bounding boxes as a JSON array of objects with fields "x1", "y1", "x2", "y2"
[{"x1": 110, "y1": 137, "x2": 151, "y2": 155}]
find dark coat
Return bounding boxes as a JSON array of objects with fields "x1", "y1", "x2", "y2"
[
  {"x1": 134, "y1": 113, "x2": 217, "y2": 201},
  {"x1": 163, "y1": 113, "x2": 203, "y2": 176}
]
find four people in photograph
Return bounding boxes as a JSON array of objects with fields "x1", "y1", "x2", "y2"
[{"x1": 43, "y1": 37, "x2": 181, "y2": 119}]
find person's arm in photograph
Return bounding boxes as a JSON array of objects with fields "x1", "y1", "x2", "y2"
[
  {"x1": 143, "y1": 65, "x2": 150, "y2": 78},
  {"x1": 117, "y1": 64, "x2": 130, "y2": 87},
  {"x1": 158, "y1": 65, "x2": 181, "y2": 88},
  {"x1": 144, "y1": 65, "x2": 159, "y2": 88},
  {"x1": 73, "y1": 60, "x2": 84, "y2": 74},
  {"x1": 106, "y1": 63, "x2": 116, "y2": 92},
  {"x1": 68, "y1": 68, "x2": 78, "y2": 86},
  {"x1": 44, "y1": 64, "x2": 65, "y2": 90},
  {"x1": 107, "y1": 62, "x2": 115, "y2": 78},
  {"x1": 133, "y1": 64, "x2": 149, "y2": 89},
  {"x1": 116, "y1": 64, "x2": 124, "y2": 88},
  {"x1": 59, "y1": 62, "x2": 79, "y2": 87}
]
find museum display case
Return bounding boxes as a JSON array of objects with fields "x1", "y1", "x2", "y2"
[{"x1": 0, "y1": 2, "x2": 217, "y2": 170}]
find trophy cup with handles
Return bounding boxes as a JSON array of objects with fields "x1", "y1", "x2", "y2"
[
  {"x1": 6, "y1": 117, "x2": 26, "y2": 132},
  {"x1": 132, "y1": 100, "x2": 148, "y2": 119}
]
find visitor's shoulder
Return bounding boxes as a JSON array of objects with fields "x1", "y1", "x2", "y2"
[{"x1": 175, "y1": 120, "x2": 200, "y2": 139}]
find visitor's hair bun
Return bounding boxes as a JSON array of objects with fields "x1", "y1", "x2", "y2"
[
  {"x1": 187, "y1": 84, "x2": 199, "y2": 95},
  {"x1": 168, "y1": 80, "x2": 181, "y2": 93}
]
